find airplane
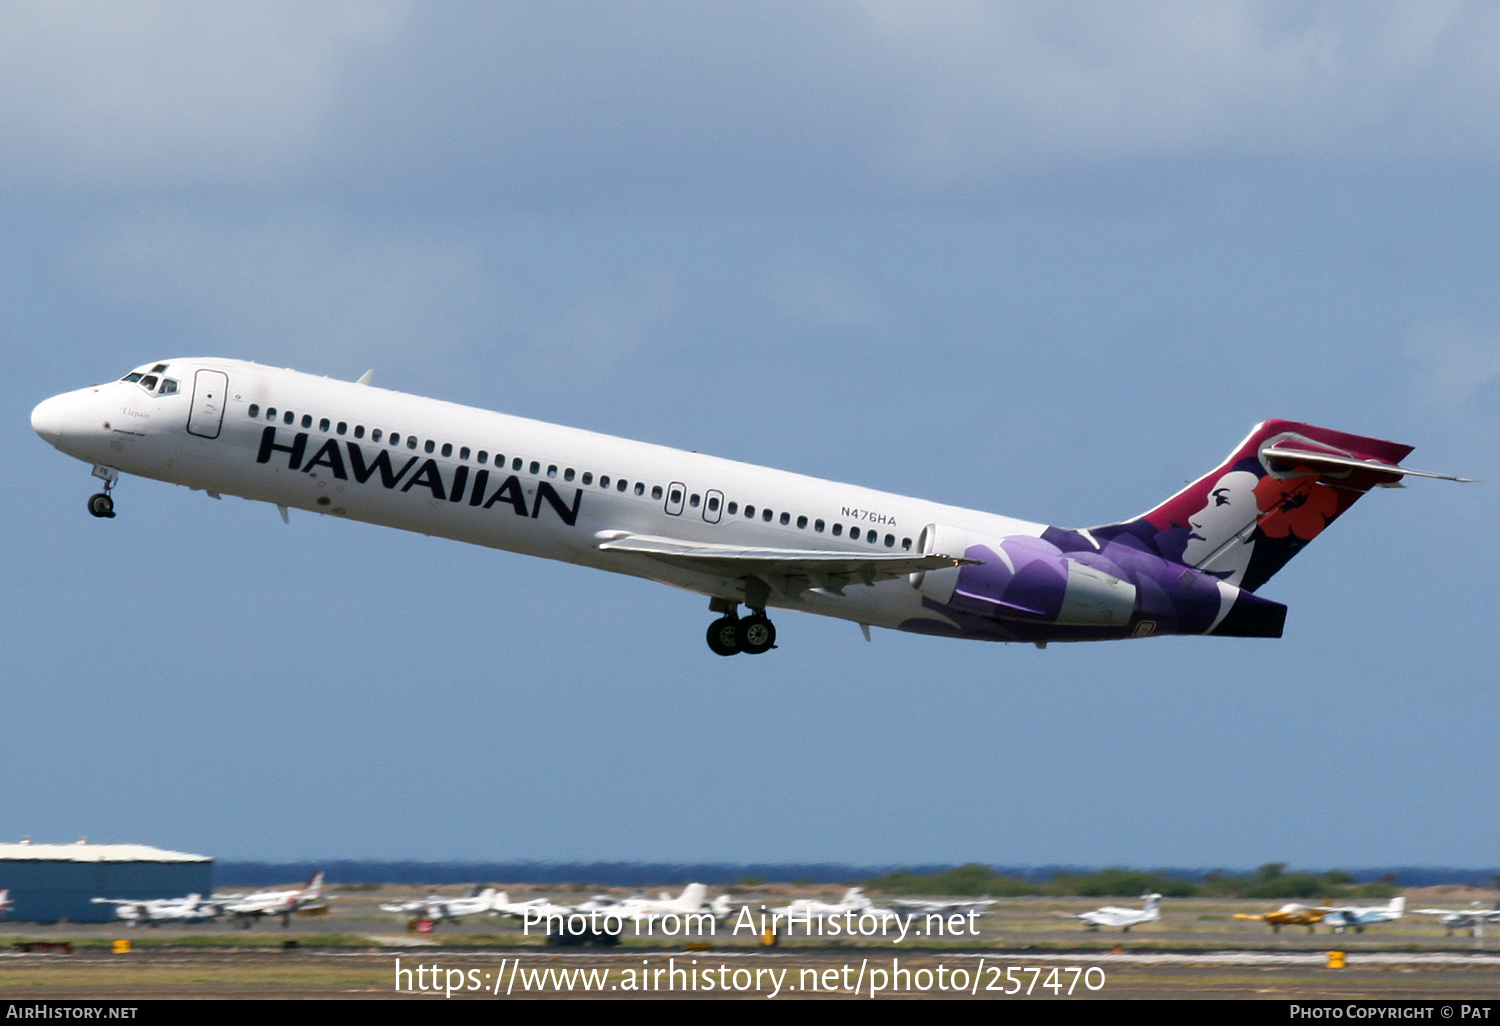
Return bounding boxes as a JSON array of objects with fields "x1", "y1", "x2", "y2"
[
  {"x1": 379, "y1": 886, "x2": 502, "y2": 924},
  {"x1": 1412, "y1": 901, "x2": 1500, "y2": 937},
  {"x1": 30, "y1": 359, "x2": 1472, "y2": 654},
  {"x1": 771, "y1": 887, "x2": 897, "y2": 923},
  {"x1": 90, "y1": 893, "x2": 221, "y2": 927},
  {"x1": 1232, "y1": 901, "x2": 1330, "y2": 934},
  {"x1": 0, "y1": 890, "x2": 12, "y2": 918},
  {"x1": 215, "y1": 870, "x2": 329, "y2": 928},
  {"x1": 884, "y1": 896, "x2": 997, "y2": 917},
  {"x1": 573, "y1": 882, "x2": 730, "y2": 922},
  {"x1": 1066, "y1": 893, "x2": 1161, "y2": 932},
  {"x1": 1321, "y1": 896, "x2": 1405, "y2": 934}
]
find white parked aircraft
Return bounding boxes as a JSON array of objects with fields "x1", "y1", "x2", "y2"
[
  {"x1": 574, "y1": 882, "x2": 729, "y2": 922},
  {"x1": 0, "y1": 890, "x2": 13, "y2": 918},
  {"x1": 772, "y1": 887, "x2": 896, "y2": 923},
  {"x1": 885, "y1": 896, "x2": 997, "y2": 917},
  {"x1": 91, "y1": 893, "x2": 220, "y2": 927},
  {"x1": 1413, "y1": 901, "x2": 1500, "y2": 938},
  {"x1": 1321, "y1": 896, "x2": 1405, "y2": 934},
  {"x1": 32, "y1": 360, "x2": 1468, "y2": 653},
  {"x1": 216, "y1": 870, "x2": 328, "y2": 928},
  {"x1": 1066, "y1": 893, "x2": 1162, "y2": 932},
  {"x1": 379, "y1": 886, "x2": 502, "y2": 923}
]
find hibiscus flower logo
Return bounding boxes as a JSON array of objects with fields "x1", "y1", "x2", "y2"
[{"x1": 1253, "y1": 471, "x2": 1338, "y2": 540}]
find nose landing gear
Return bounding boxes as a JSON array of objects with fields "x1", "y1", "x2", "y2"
[
  {"x1": 705, "y1": 601, "x2": 777, "y2": 656},
  {"x1": 87, "y1": 464, "x2": 118, "y2": 519}
]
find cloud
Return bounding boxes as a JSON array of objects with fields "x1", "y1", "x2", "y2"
[
  {"x1": 1405, "y1": 320, "x2": 1500, "y2": 411},
  {"x1": 8, "y1": 2, "x2": 1500, "y2": 197},
  {"x1": 67, "y1": 204, "x2": 498, "y2": 376},
  {"x1": 0, "y1": 0, "x2": 407, "y2": 184}
]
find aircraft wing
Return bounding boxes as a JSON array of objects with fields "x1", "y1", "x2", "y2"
[{"x1": 595, "y1": 532, "x2": 975, "y2": 592}]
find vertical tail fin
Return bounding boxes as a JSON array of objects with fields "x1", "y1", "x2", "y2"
[{"x1": 1095, "y1": 420, "x2": 1415, "y2": 591}]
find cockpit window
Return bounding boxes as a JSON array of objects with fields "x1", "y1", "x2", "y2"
[
  {"x1": 151, "y1": 364, "x2": 168, "y2": 373},
  {"x1": 158, "y1": 378, "x2": 178, "y2": 395},
  {"x1": 139, "y1": 375, "x2": 159, "y2": 391},
  {"x1": 121, "y1": 372, "x2": 144, "y2": 383}
]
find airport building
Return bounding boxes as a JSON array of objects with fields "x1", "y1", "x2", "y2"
[{"x1": 0, "y1": 839, "x2": 213, "y2": 922}]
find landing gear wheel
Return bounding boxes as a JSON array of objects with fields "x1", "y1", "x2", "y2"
[
  {"x1": 706, "y1": 617, "x2": 741, "y2": 656},
  {"x1": 739, "y1": 614, "x2": 776, "y2": 654},
  {"x1": 87, "y1": 493, "x2": 115, "y2": 518}
]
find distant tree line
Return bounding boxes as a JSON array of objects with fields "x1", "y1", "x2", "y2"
[{"x1": 862, "y1": 863, "x2": 1399, "y2": 899}]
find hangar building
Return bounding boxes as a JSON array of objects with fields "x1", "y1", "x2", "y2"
[{"x1": 0, "y1": 839, "x2": 213, "y2": 922}]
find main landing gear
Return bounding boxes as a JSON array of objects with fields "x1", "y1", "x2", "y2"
[
  {"x1": 705, "y1": 601, "x2": 776, "y2": 657},
  {"x1": 87, "y1": 465, "x2": 118, "y2": 519}
]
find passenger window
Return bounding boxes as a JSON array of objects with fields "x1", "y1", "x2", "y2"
[
  {"x1": 815, "y1": 519, "x2": 825, "y2": 532},
  {"x1": 901, "y1": 537, "x2": 912, "y2": 550},
  {"x1": 513, "y1": 458, "x2": 523, "y2": 471},
  {"x1": 369, "y1": 428, "x2": 380, "y2": 441},
  {"x1": 885, "y1": 534, "x2": 895, "y2": 547},
  {"x1": 582, "y1": 472, "x2": 592, "y2": 485},
  {"x1": 564, "y1": 468, "x2": 574, "y2": 482},
  {"x1": 529, "y1": 460, "x2": 540, "y2": 475},
  {"x1": 796, "y1": 515, "x2": 807, "y2": 529},
  {"x1": 390, "y1": 433, "x2": 400, "y2": 446},
  {"x1": 779, "y1": 512, "x2": 790, "y2": 525},
  {"x1": 159, "y1": 379, "x2": 178, "y2": 395},
  {"x1": 284, "y1": 411, "x2": 295, "y2": 425},
  {"x1": 652, "y1": 485, "x2": 663, "y2": 500},
  {"x1": 727, "y1": 502, "x2": 738, "y2": 515},
  {"x1": 833, "y1": 524, "x2": 843, "y2": 537},
  {"x1": 851, "y1": 528, "x2": 861, "y2": 540},
  {"x1": 266, "y1": 407, "x2": 277, "y2": 421},
  {"x1": 249, "y1": 404, "x2": 260, "y2": 417},
  {"x1": 408, "y1": 436, "x2": 419, "y2": 450},
  {"x1": 547, "y1": 465, "x2": 557, "y2": 478},
  {"x1": 600, "y1": 475, "x2": 610, "y2": 488},
  {"x1": 618, "y1": 480, "x2": 628, "y2": 492},
  {"x1": 477, "y1": 450, "x2": 486, "y2": 464},
  {"x1": 140, "y1": 375, "x2": 159, "y2": 391},
  {"x1": 337, "y1": 422, "x2": 347, "y2": 435},
  {"x1": 425, "y1": 439, "x2": 435, "y2": 453},
  {"x1": 708, "y1": 496, "x2": 720, "y2": 512},
  {"x1": 302, "y1": 414, "x2": 312, "y2": 428},
  {"x1": 690, "y1": 494, "x2": 700, "y2": 508},
  {"x1": 443, "y1": 443, "x2": 454, "y2": 458},
  {"x1": 763, "y1": 509, "x2": 773, "y2": 522},
  {"x1": 634, "y1": 482, "x2": 645, "y2": 496},
  {"x1": 744, "y1": 505, "x2": 755, "y2": 517},
  {"x1": 319, "y1": 418, "x2": 330, "y2": 432},
  {"x1": 670, "y1": 488, "x2": 683, "y2": 504}
]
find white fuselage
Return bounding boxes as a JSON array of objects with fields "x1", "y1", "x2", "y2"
[{"x1": 33, "y1": 358, "x2": 1045, "y2": 636}]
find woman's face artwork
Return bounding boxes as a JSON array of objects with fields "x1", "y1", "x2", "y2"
[{"x1": 1183, "y1": 470, "x2": 1259, "y2": 584}]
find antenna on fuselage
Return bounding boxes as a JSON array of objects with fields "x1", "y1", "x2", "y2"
[{"x1": 356, "y1": 369, "x2": 374, "y2": 385}]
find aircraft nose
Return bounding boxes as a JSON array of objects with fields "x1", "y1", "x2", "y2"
[{"x1": 31, "y1": 395, "x2": 67, "y2": 445}]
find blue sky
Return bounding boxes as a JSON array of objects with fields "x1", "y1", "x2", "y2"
[{"x1": 6, "y1": 2, "x2": 1498, "y2": 868}]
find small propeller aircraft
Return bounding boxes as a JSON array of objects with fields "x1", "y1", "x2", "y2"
[
  {"x1": 1232, "y1": 900, "x2": 1331, "y2": 934},
  {"x1": 1412, "y1": 901, "x2": 1500, "y2": 938},
  {"x1": 1066, "y1": 893, "x2": 1162, "y2": 932},
  {"x1": 1321, "y1": 896, "x2": 1405, "y2": 934}
]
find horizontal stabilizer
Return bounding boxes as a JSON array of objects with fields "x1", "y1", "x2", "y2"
[{"x1": 1263, "y1": 444, "x2": 1477, "y2": 483}]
